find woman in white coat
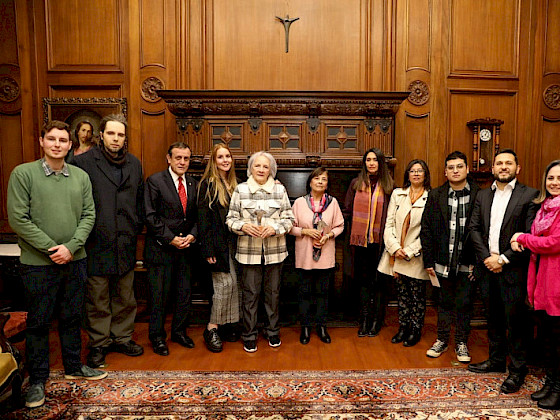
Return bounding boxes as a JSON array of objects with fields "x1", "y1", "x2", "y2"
[{"x1": 378, "y1": 159, "x2": 431, "y2": 347}]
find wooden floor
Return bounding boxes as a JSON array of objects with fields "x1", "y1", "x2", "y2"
[{"x1": 43, "y1": 307, "x2": 490, "y2": 372}]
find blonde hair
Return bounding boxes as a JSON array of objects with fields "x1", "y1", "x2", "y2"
[
  {"x1": 199, "y1": 144, "x2": 238, "y2": 208},
  {"x1": 535, "y1": 160, "x2": 560, "y2": 204}
]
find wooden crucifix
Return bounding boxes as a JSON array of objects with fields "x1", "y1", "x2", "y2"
[{"x1": 276, "y1": 14, "x2": 300, "y2": 53}]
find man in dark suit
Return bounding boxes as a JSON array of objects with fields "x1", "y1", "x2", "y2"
[
  {"x1": 144, "y1": 142, "x2": 197, "y2": 355},
  {"x1": 468, "y1": 149, "x2": 539, "y2": 394}
]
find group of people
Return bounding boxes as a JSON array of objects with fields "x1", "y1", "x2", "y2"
[{"x1": 6, "y1": 115, "x2": 560, "y2": 411}]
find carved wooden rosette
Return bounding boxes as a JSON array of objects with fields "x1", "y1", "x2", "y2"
[
  {"x1": 159, "y1": 90, "x2": 409, "y2": 170},
  {"x1": 543, "y1": 85, "x2": 560, "y2": 110}
]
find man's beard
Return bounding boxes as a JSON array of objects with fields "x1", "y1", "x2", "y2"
[{"x1": 493, "y1": 171, "x2": 516, "y2": 184}]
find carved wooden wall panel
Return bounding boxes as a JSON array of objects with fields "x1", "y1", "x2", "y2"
[
  {"x1": 450, "y1": 0, "x2": 520, "y2": 77},
  {"x1": 140, "y1": 111, "x2": 167, "y2": 177},
  {"x1": 405, "y1": 0, "x2": 431, "y2": 72},
  {"x1": 400, "y1": 113, "x2": 430, "y2": 170},
  {"x1": 208, "y1": 0, "x2": 367, "y2": 90},
  {"x1": 45, "y1": 0, "x2": 124, "y2": 72},
  {"x1": 540, "y1": 119, "x2": 560, "y2": 170},
  {"x1": 449, "y1": 91, "x2": 518, "y2": 156},
  {"x1": 544, "y1": 1, "x2": 560, "y2": 75},
  {"x1": 0, "y1": 114, "x2": 24, "y2": 225}
]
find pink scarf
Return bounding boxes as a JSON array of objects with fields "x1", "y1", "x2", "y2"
[{"x1": 532, "y1": 195, "x2": 560, "y2": 236}]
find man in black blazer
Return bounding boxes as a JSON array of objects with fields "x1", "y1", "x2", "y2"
[
  {"x1": 421, "y1": 151, "x2": 480, "y2": 363},
  {"x1": 468, "y1": 149, "x2": 539, "y2": 394},
  {"x1": 144, "y1": 142, "x2": 198, "y2": 356}
]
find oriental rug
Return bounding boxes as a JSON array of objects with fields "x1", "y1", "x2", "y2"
[{"x1": 4, "y1": 368, "x2": 560, "y2": 419}]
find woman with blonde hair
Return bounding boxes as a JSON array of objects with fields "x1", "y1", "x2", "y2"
[{"x1": 198, "y1": 143, "x2": 239, "y2": 353}]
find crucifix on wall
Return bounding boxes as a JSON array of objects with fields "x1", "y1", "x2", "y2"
[{"x1": 276, "y1": 14, "x2": 299, "y2": 53}]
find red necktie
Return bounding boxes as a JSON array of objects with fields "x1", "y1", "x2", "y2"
[{"x1": 178, "y1": 177, "x2": 187, "y2": 213}]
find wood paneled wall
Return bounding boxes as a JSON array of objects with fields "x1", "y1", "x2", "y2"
[{"x1": 1, "y1": 0, "x2": 559, "y2": 231}]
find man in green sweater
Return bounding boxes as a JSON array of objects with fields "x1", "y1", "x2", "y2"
[{"x1": 7, "y1": 120, "x2": 107, "y2": 409}]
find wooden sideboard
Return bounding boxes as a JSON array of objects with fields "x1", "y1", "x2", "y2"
[{"x1": 158, "y1": 90, "x2": 410, "y2": 171}]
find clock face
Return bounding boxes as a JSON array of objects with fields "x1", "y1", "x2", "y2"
[{"x1": 480, "y1": 128, "x2": 492, "y2": 142}]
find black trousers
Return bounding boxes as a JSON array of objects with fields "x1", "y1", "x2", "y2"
[
  {"x1": 436, "y1": 271, "x2": 476, "y2": 344},
  {"x1": 535, "y1": 311, "x2": 560, "y2": 378},
  {"x1": 353, "y1": 243, "x2": 386, "y2": 322},
  {"x1": 479, "y1": 269, "x2": 531, "y2": 373},
  {"x1": 298, "y1": 268, "x2": 332, "y2": 327},
  {"x1": 147, "y1": 252, "x2": 192, "y2": 342}
]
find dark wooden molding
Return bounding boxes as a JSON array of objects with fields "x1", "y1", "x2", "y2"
[{"x1": 159, "y1": 90, "x2": 409, "y2": 169}]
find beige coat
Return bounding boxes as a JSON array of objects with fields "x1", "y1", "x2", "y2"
[{"x1": 377, "y1": 187, "x2": 429, "y2": 280}]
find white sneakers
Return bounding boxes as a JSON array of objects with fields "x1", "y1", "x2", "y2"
[{"x1": 426, "y1": 339, "x2": 471, "y2": 363}]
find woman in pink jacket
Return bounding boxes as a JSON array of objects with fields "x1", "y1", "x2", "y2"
[
  {"x1": 290, "y1": 167, "x2": 344, "y2": 345},
  {"x1": 511, "y1": 159, "x2": 560, "y2": 411}
]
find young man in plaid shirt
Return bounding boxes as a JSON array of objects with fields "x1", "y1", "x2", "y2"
[{"x1": 420, "y1": 151, "x2": 480, "y2": 363}]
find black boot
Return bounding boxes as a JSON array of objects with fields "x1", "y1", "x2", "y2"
[
  {"x1": 391, "y1": 326, "x2": 408, "y2": 344},
  {"x1": 300, "y1": 326, "x2": 311, "y2": 345},
  {"x1": 367, "y1": 319, "x2": 382, "y2": 337},
  {"x1": 538, "y1": 380, "x2": 560, "y2": 410},
  {"x1": 403, "y1": 327, "x2": 422, "y2": 347},
  {"x1": 532, "y1": 374, "x2": 555, "y2": 401},
  {"x1": 357, "y1": 314, "x2": 370, "y2": 337}
]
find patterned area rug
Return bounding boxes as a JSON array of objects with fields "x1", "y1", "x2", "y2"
[{"x1": 5, "y1": 368, "x2": 560, "y2": 419}]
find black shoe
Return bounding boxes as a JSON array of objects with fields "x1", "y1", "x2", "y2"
[
  {"x1": 391, "y1": 327, "x2": 407, "y2": 344},
  {"x1": 532, "y1": 375, "x2": 556, "y2": 401},
  {"x1": 151, "y1": 339, "x2": 169, "y2": 356},
  {"x1": 112, "y1": 340, "x2": 144, "y2": 357},
  {"x1": 87, "y1": 346, "x2": 108, "y2": 368},
  {"x1": 317, "y1": 325, "x2": 331, "y2": 344},
  {"x1": 219, "y1": 324, "x2": 240, "y2": 342},
  {"x1": 300, "y1": 326, "x2": 311, "y2": 345},
  {"x1": 357, "y1": 316, "x2": 370, "y2": 337},
  {"x1": 538, "y1": 383, "x2": 560, "y2": 410},
  {"x1": 403, "y1": 329, "x2": 421, "y2": 347},
  {"x1": 467, "y1": 359, "x2": 507, "y2": 374},
  {"x1": 500, "y1": 370, "x2": 527, "y2": 394},
  {"x1": 203, "y1": 328, "x2": 223, "y2": 353},
  {"x1": 367, "y1": 320, "x2": 382, "y2": 337},
  {"x1": 171, "y1": 332, "x2": 195, "y2": 348}
]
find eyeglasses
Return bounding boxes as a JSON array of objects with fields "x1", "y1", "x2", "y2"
[
  {"x1": 446, "y1": 164, "x2": 466, "y2": 171},
  {"x1": 408, "y1": 170, "x2": 425, "y2": 174}
]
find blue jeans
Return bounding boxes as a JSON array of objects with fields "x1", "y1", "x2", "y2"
[{"x1": 21, "y1": 259, "x2": 87, "y2": 384}]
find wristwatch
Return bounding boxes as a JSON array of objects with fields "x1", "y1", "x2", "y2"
[{"x1": 497, "y1": 255, "x2": 505, "y2": 265}]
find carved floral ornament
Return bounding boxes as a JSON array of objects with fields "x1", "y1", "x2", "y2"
[
  {"x1": 407, "y1": 80, "x2": 429, "y2": 106},
  {"x1": 141, "y1": 77, "x2": 165, "y2": 102},
  {"x1": 543, "y1": 84, "x2": 560, "y2": 110},
  {"x1": 0, "y1": 76, "x2": 20, "y2": 102}
]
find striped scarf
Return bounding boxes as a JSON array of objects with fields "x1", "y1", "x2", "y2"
[{"x1": 350, "y1": 182, "x2": 384, "y2": 247}]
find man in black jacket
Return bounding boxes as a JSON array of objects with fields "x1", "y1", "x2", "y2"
[
  {"x1": 421, "y1": 151, "x2": 480, "y2": 364},
  {"x1": 72, "y1": 114, "x2": 145, "y2": 368},
  {"x1": 467, "y1": 149, "x2": 538, "y2": 394},
  {"x1": 420, "y1": 151, "x2": 480, "y2": 363},
  {"x1": 144, "y1": 142, "x2": 197, "y2": 356}
]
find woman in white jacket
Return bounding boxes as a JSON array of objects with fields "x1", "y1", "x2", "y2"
[{"x1": 378, "y1": 159, "x2": 431, "y2": 347}]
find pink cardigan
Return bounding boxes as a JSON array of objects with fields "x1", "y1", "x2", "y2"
[
  {"x1": 517, "y1": 212, "x2": 560, "y2": 316},
  {"x1": 290, "y1": 196, "x2": 345, "y2": 270}
]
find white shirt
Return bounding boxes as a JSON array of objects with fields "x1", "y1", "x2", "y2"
[
  {"x1": 489, "y1": 178, "x2": 517, "y2": 255},
  {"x1": 168, "y1": 167, "x2": 186, "y2": 197}
]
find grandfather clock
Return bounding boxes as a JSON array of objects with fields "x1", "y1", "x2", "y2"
[{"x1": 467, "y1": 118, "x2": 504, "y2": 173}]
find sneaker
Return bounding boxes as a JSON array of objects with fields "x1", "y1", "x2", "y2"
[
  {"x1": 87, "y1": 346, "x2": 108, "y2": 368},
  {"x1": 268, "y1": 335, "x2": 281, "y2": 348},
  {"x1": 243, "y1": 340, "x2": 257, "y2": 353},
  {"x1": 112, "y1": 340, "x2": 144, "y2": 357},
  {"x1": 426, "y1": 339, "x2": 448, "y2": 358},
  {"x1": 25, "y1": 383, "x2": 45, "y2": 408},
  {"x1": 64, "y1": 365, "x2": 108, "y2": 380},
  {"x1": 456, "y1": 342, "x2": 471, "y2": 363}
]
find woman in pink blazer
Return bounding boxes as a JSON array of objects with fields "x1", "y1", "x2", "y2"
[
  {"x1": 290, "y1": 167, "x2": 344, "y2": 345},
  {"x1": 511, "y1": 159, "x2": 560, "y2": 411}
]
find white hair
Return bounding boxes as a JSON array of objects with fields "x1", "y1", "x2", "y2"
[{"x1": 247, "y1": 151, "x2": 277, "y2": 178}]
